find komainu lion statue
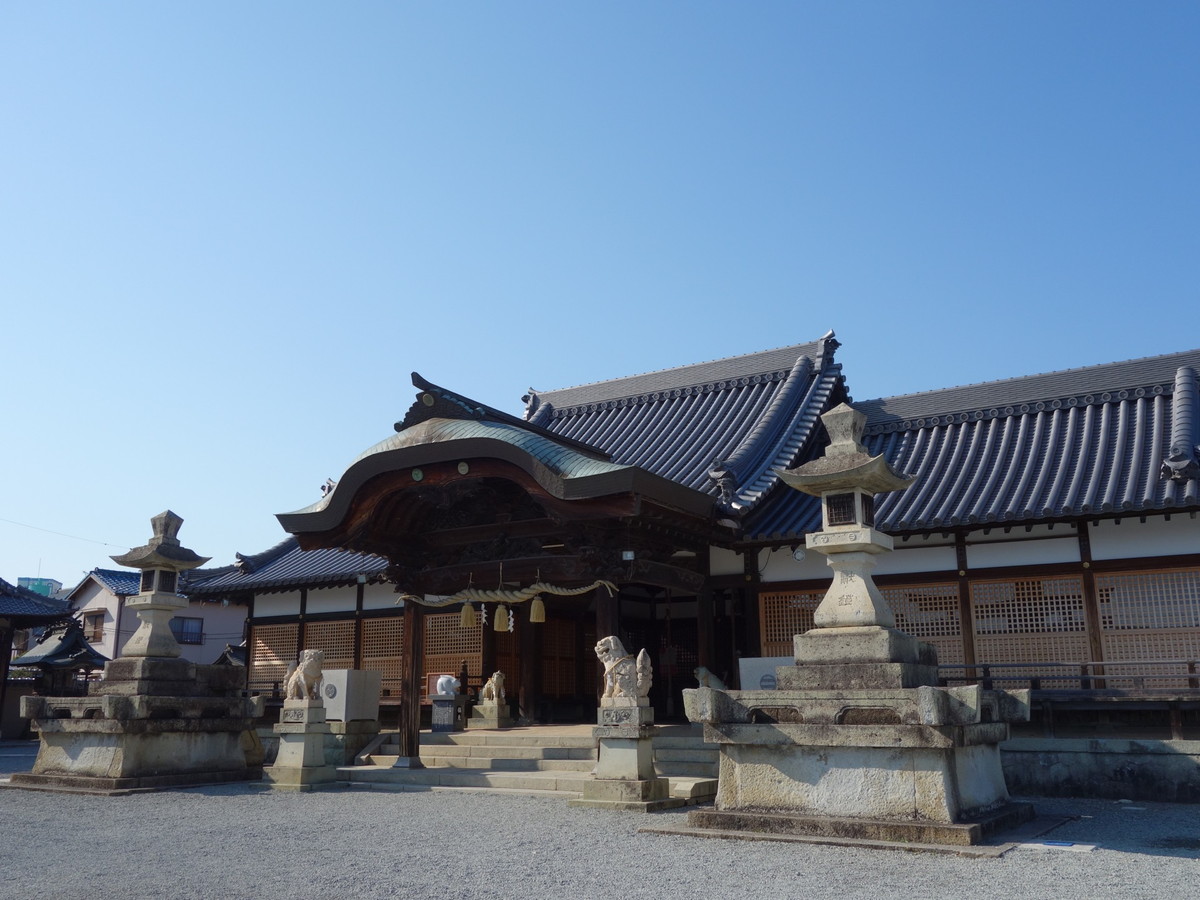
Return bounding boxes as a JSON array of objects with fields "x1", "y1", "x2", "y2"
[
  {"x1": 594, "y1": 635, "x2": 652, "y2": 700},
  {"x1": 284, "y1": 649, "x2": 324, "y2": 701},
  {"x1": 479, "y1": 671, "x2": 506, "y2": 706}
]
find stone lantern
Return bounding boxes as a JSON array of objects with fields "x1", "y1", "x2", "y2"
[
  {"x1": 681, "y1": 402, "x2": 1034, "y2": 845},
  {"x1": 776, "y1": 402, "x2": 913, "y2": 633},
  {"x1": 110, "y1": 510, "x2": 209, "y2": 658}
]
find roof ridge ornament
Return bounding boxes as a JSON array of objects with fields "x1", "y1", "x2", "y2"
[{"x1": 1161, "y1": 366, "x2": 1199, "y2": 483}]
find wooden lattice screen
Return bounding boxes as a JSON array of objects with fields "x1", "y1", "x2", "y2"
[
  {"x1": 758, "y1": 589, "x2": 824, "y2": 657},
  {"x1": 249, "y1": 622, "x2": 298, "y2": 689},
  {"x1": 360, "y1": 616, "x2": 404, "y2": 697},
  {"x1": 423, "y1": 612, "x2": 482, "y2": 691},
  {"x1": 760, "y1": 584, "x2": 963, "y2": 664},
  {"x1": 302, "y1": 619, "x2": 356, "y2": 671},
  {"x1": 970, "y1": 576, "x2": 1089, "y2": 686},
  {"x1": 883, "y1": 583, "x2": 964, "y2": 665},
  {"x1": 1097, "y1": 569, "x2": 1200, "y2": 688}
]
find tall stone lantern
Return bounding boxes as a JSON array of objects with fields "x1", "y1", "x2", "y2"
[
  {"x1": 110, "y1": 510, "x2": 209, "y2": 658},
  {"x1": 778, "y1": 402, "x2": 913, "y2": 632},
  {"x1": 681, "y1": 402, "x2": 1034, "y2": 846}
]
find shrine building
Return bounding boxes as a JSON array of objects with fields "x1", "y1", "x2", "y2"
[{"x1": 185, "y1": 334, "x2": 1200, "y2": 725}]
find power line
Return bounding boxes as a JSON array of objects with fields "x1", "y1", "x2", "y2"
[{"x1": 0, "y1": 516, "x2": 124, "y2": 548}]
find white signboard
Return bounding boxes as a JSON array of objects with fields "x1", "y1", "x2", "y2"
[{"x1": 738, "y1": 657, "x2": 791, "y2": 691}]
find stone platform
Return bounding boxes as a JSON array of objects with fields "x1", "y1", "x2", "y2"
[{"x1": 10, "y1": 658, "x2": 264, "y2": 796}]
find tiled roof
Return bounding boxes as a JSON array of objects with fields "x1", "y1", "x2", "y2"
[
  {"x1": 0, "y1": 577, "x2": 69, "y2": 621},
  {"x1": 747, "y1": 350, "x2": 1200, "y2": 540},
  {"x1": 89, "y1": 568, "x2": 141, "y2": 596},
  {"x1": 280, "y1": 375, "x2": 721, "y2": 537},
  {"x1": 525, "y1": 336, "x2": 845, "y2": 510},
  {"x1": 186, "y1": 538, "x2": 389, "y2": 595},
  {"x1": 12, "y1": 619, "x2": 109, "y2": 669}
]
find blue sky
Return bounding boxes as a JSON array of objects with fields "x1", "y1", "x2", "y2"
[{"x1": 2, "y1": 4, "x2": 1197, "y2": 587}]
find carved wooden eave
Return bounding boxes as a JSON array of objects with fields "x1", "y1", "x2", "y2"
[{"x1": 276, "y1": 376, "x2": 725, "y2": 598}]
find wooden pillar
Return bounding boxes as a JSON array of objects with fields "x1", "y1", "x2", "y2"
[
  {"x1": 696, "y1": 587, "x2": 715, "y2": 672},
  {"x1": 353, "y1": 580, "x2": 365, "y2": 670},
  {"x1": 393, "y1": 600, "x2": 425, "y2": 768},
  {"x1": 954, "y1": 533, "x2": 978, "y2": 672},
  {"x1": 518, "y1": 614, "x2": 542, "y2": 723},
  {"x1": 1077, "y1": 522, "x2": 1106, "y2": 686},
  {"x1": 480, "y1": 615, "x2": 496, "y2": 685},
  {"x1": 295, "y1": 588, "x2": 308, "y2": 661}
]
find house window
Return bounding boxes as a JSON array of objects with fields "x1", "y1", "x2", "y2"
[
  {"x1": 170, "y1": 617, "x2": 204, "y2": 645},
  {"x1": 83, "y1": 613, "x2": 105, "y2": 643}
]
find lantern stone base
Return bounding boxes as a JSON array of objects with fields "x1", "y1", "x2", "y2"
[
  {"x1": 265, "y1": 700, "x2": 340, "y2": 791},
  {"x1": 684, "y1": 675, "x2": 1034, "y2": 845},
  {"x1": 10, "y1": 658, "x2": 263, "y2": 796}
]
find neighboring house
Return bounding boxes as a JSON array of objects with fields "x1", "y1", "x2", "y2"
[
  {"x1": 187, "y1": 337, "x2": 1200, "y2": 722},
  {"x1": 64, "y1": 568, "x2": 248, "y2": 665}
]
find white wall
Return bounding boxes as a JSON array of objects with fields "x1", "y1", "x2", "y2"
[
  {"x1": 875, "y1": 543, "x2": 957, "y2": 576},
  {"x1": 306, "y1": 584, "x2": 358, "y2": 614},
  {"x1": 363, "y1": 582, "x2": 399, "y2": 610},
  {"x1": 71, "y1": 579, "x2": 120, "y2": 660},
  {"x1": 709, "y1": 546, "x2": 743, "y2": 576},
  {"x1": 253, "y1": 591, "x2": 302, "y2": 618},
  {"x1": 966, "y1": 534, "x2": 1080, "y2": 569},
  {"x1": 1090, "y1": 515, "x2": 1200, "y2": 561}
]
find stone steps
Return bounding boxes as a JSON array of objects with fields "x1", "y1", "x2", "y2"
[
  {"x1": 349, "y1": 724, "x2": 719, "y2": 802},
  {"x1": 419, "y1": 755, "x2": 594, "y2": 772},
  {"x1": 348, "y1": 762, "x2": 717, "y2": 802}
]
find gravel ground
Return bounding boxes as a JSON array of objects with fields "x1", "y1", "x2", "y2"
[{"x1": 1, "y1": 744, "x2": 1197, "y2": 900}]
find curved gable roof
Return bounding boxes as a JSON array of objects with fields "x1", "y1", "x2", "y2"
[{"x1": 279, "y1": 374, "x2": 718, "y2": 540}]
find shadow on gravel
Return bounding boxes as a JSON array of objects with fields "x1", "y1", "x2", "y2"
[{"x1": 1020, "y1": 796, "x2": 1200, "y2": 860}]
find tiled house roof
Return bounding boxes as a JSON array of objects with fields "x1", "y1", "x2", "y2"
[
  {"x1": 0, "y1": 577, "x2": 69, "y2": 622},
  {"x1": 747, "y1": 350, "x2": 1200, "y2": 540},
  {"x1": 525, "y1": 334, "x2": 846, "y2": 513},
  {"x1": 89, "y1": 568, "x2": 141, "y2": 596},
  {"x1": 186, "y1": 538, "x2": 389, "y2": 596}
]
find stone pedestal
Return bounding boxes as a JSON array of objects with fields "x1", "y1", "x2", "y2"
[
  {"x1": 569, "y1": 701, "x2": 683, "y2": 813},
  {"x1": 684, "y1": 654, "x2": 1035, "y2": 844},
  {"x1": 265, "y1": 699, "x2": 340, "y2": 791},
  {"x1": 430, "y1": 694, "x2": 468, "y2": 732},
  {"x1": 10, "y1": 658, "x2": 264, "y2": 795},
  {"x1": 467, "y1": 702, "x2": 512, "y2": 730},
  {"x1": 326, "y1": 719, "x2": 382, "y2": 766}
]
